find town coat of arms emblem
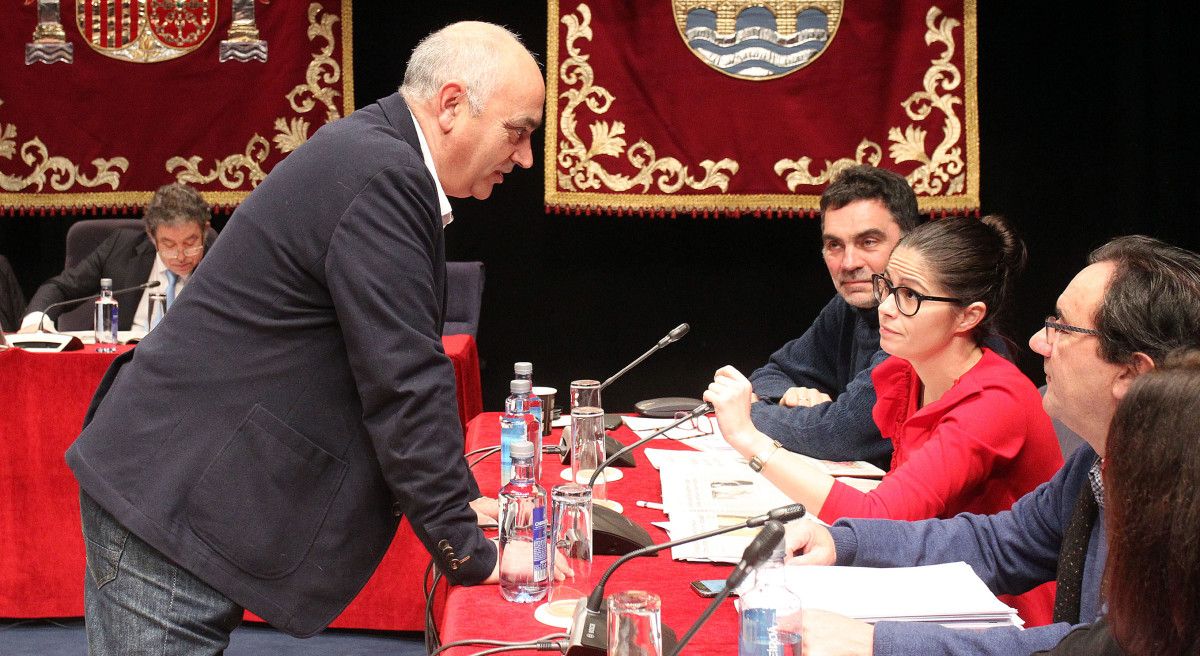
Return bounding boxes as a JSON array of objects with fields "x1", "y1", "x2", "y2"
[
  {"x1": 672, "y1": 0, "x2": 843, "y2": 80},
  {"x1": 75, "y1": 0, "x2": 218, "y2": 62}
]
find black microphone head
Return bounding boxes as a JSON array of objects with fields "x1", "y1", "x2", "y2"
[
  {"x1": 667, "y1": 323, "x2": 689, "y2": 342},
  {"x1": 767, "y1": 503, "x2": 806, "y2": 523},
  {"x1": 146, "y1": 280, "x2": 162, "y2": 288},
  {"x1": 742, "y1": 520, "x2": 786, "y2": 565}
]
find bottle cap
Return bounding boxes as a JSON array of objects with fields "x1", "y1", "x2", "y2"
[
  {"x1": 100, "y1": 277, "x2": 113, "y2": 289},
  {"x1": 514, "y1": 361, "x2": 533, "y2": 375},
  {"x1": 510, "y1": 440, "x2": 534, "y2": 458},
  {"x1": 510, "y1": 379, "x2": 532, "y2": 394}
]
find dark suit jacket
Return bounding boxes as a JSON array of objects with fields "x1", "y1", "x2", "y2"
[
  {"x1": 27, "y1": 230, "x2": 155, "y2": 331},
  {"x1": 67, "y1": 93, "x2": 493, "y2": 637},
  {"x1": 0, "y1": 254, "x2": 25, "y2": 332}
]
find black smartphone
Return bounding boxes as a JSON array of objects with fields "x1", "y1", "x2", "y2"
[{"x1": 689, "y1": 579, "x2": 727, "y2": 598}]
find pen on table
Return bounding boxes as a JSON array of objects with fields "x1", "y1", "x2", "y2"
[{"x1": 635, "y1": 500, "x2": 663, "y2": 510}]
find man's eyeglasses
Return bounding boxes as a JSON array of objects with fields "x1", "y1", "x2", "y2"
[
  {"x1": 871, "y1": 274, "x2": 962, "y2": 317},
  {"x1": 157, "y1": 244, "x2": 204, "y2": 259},
  {"x1": 1042, "y1": 316, "x2": 1100, "y2": 346}
]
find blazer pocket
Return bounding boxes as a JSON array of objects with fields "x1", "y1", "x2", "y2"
[{"x1": 187, "y1": 404, "x2": 347, "y2": 579}]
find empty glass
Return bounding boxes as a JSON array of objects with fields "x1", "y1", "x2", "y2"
[
  {"x1": 607, "y1": 590, "x2": 662, "y2": 656},
  {"x1": 570, "y1": 406, "x2": 606, "y2": 500},
  {"x1": 147, "y1": 293, "x2": 167, "y2": 331},
  {"x1": 549, "y1": 483, "x2": 593, "y2": 610},
  {"x1": 569, "y1": 379, "x2": 602, "y2": 411}
]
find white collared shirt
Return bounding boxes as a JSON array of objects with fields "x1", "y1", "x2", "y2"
[{"x1": 410, "y1": 110, "x2": 454, "y2": 227}]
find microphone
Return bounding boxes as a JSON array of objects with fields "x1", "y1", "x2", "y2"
[
  {"x1": 586, "y1": 403, "x2": 714, "y2": 557},
  {"x1": 564, "y1": 504, "x2": 805, "y2": 656},
  {"x1": 560, "y1": 322, "x2": 692, "y2": 470},
  {"x1": 599, "y1": 323, "x2": 689, "y2": 391},
  {"x1": 667, "y1": 521, "x2": 786, "y2": 656},
  {"x1": 587, "y1": 402, "x2": 712, "y2": 488},
  {"x1": 36, "y1": 280, "x2": 162, "y2": 332}
]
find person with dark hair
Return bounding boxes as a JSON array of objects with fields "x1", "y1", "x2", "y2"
[
  {"x1": 18, "y1": 182, "x2": 213, "y2": 334},
  {"x1": 775, "y1": 235, "x2": 1200, "y2": 656},
  {"x1": 1037, "y1": 350, "x2": 1200, "y2": 655},
  {"x1": 0, "y1": 254, "x2": 25, "y2": 332},
  {"x1": 748, "y1": 164, "x2": 921, "y2": 469},
  {"x1": 707, "y1": 215, "x2": 1061, "y2": 624}
]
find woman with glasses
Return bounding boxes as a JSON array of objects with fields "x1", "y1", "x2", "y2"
[{"x1": 705, "y1": 215, "x2": 1062, "y2": 625}]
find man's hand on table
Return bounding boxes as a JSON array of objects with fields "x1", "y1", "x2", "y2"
[
  {"x1": 779, "y1": 609, "x2": 874, "y2": 656},
  {"x1": 779, "y1": 386, "x2": 833, "y2": 408},
  {"x1": 783, "y1": 520, "x2": 836, "y2": 566},
  {"x1": 481, "y1": 538, "x2": 572, "y2": 585},
  {"x1": 470, "y1": 496, "x2": 499, "y2": 525}
]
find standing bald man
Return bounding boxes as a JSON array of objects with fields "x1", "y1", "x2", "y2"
[{"x1": 67, "y1": 22, "x2": 545, "y2": 652}]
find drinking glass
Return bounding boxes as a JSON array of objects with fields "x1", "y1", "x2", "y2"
[
  {"x1": 607, "y1": 591, "x2": 662, "y2": 656},
  {"x1": 569, "y1": 379, "x2": 602, "y2": 411},
  {"x1": 570, "y1": 406, "x2": 606, "y2": 499},
  {"x1": 549, "y1": 483, "x2": 593, "y2": 610}
]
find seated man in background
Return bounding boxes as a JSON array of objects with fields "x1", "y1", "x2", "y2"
[
  {"x1": 748, "y1": 165, "x2": 920, "y2": 468},
  {"x1": 18, "y1": 182, "x2": 212, "y2": 334},
  {"x1": 0, "y1": 254, "x2": 25, "y2": 332},
  {"x1": 781, "y1": 235, "x2": 1200, "y2": 655}
]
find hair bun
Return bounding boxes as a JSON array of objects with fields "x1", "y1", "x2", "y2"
[{"x1": 980, "y1": 214, "x2": 1028, "y2": 278}]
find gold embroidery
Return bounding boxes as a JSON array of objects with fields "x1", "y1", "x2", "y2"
[
  {"x1": 285, "y1": 3, "x2": 343, "y2": 124},
  {"x1": 166, "y1": 3, "x2": 343, "y2": 188},
  {"x1": 775, "y1": 6, "x2": 966, "y2": 197},
  {"x1": 272, "y1": 117, "x2": 311, "y2": 155},
  {"x1": 166, "y1": 134, "x2": 269, "y2": 189},
  {"x1": 556, "y1": 3, "x2": 738, "y2": 196},
  {"x1": 0, "y1": 99, "x2": 129, "y2": 193},
  {"x1": 545, "y1": 1, "x2": 978, "y2": 215},
  {"x1": 774, "y1": 139, "x2": 883, "y2": 190}
]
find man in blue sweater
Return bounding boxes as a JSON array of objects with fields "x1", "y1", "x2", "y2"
[
  {"x1": 748, "y1": 165, "x2": 919, "y2": 468},
  {"x1": 780, "y1": 236, "x2": 1200, "y2": 655}
]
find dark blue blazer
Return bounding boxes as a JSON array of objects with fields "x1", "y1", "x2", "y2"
[{"x1": 67, "y1": 93, "x2": 493, "y2": 637}]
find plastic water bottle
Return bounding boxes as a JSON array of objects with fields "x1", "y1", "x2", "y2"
[
  {"x1": 94, "y1": 277, "x2": 119, "y2": 344},
  {"x1": 738, "y1": 541, "x2": 802, "y2": 655},
  {"x1": 498, "y1": 440, "x2": 549, "y2": 603},
  {"x1": 513, "y1": 362, "x2": 544, "y2": 475},
  {"x1": 499, "y1": 379, "x2": 538, "y2": 486}
]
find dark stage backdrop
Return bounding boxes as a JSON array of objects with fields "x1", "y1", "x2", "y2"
[{"x1": 2, "y1": 2, "x2": 1197, "y2": 414}]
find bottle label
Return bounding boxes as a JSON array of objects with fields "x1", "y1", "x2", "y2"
[
  {"x1": 739, "y1": 607, "x2": 783, "y2": 656},
  {"x1": 531, "y1": 505, "x2": 548, "y2": 582}
]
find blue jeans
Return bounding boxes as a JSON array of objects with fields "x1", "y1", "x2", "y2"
[{"x1": 80, "y1": 491, "x2": 244, "y2": 655}]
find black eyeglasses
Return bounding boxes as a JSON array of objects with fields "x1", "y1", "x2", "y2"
[
  {"x1": 871, "y1": 273, "x2": 962, "y2": 317},
  {"x1": 1042, "y1": 316, "x2": 1100, "y2": 346}
]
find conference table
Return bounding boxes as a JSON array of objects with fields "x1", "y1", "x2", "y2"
[
  {"x1": 0, "y1": 334, "x2": 482, "y2": 631},
  {"x1": 437, "y1": 413, "x2": 745, "y2": 654}
]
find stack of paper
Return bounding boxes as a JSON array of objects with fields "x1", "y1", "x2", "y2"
[
  {"x1": 783, "y1": 562, "x2": 1024, "y2": 629},
  {"x1": 646, "y1": 448, "x2": 795, "y2": 563}
]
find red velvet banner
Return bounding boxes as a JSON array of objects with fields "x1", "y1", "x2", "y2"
[
  {"x1": 0, "y1": 1, "x2": 353, "y2": 215},
  {"x1": 545, "y1": 0, "x2": 978, "y2": 217}
]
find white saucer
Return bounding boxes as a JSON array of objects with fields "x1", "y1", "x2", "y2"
[{"x1": 534, "y1": 598, "x2": 580, "y2": 628}]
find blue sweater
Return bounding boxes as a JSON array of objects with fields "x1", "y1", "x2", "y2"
[
  {"x1": 828, "y1": 446, "x2": 1107, "y2": 656},
  {"x1": 748, "y1": 295, "x2": 892, "y2": 467}
]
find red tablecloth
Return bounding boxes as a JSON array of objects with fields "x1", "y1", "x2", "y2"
[
  {"x1": 0, "y1": 335, "x2": 482, "y2": 631},
  {"x1": 437, "y1": 413, "x2": 741, "y2": 655}
]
